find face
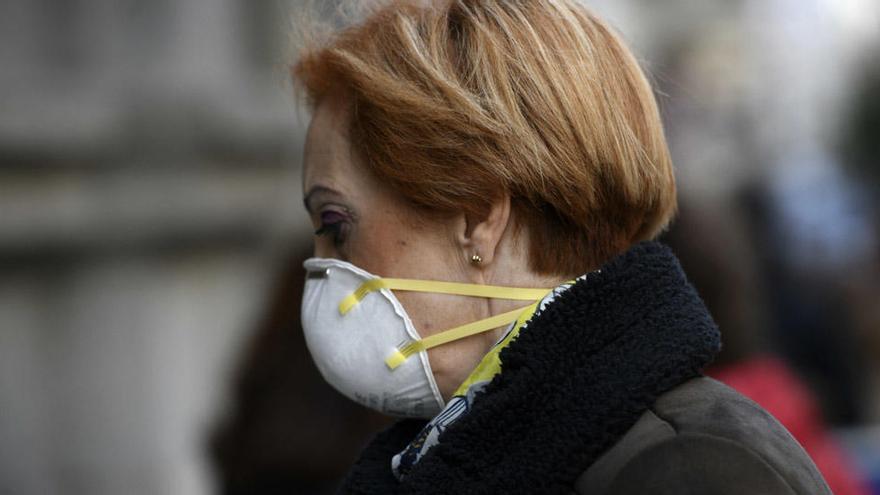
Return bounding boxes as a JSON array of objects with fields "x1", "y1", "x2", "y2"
[{"x1": 301, "y1": 94, "x2": 501, "y2": 401}]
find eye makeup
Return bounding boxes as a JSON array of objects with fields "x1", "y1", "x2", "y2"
[{"x1": 315, "y1": 206, "x2": 353, "y2": 246}]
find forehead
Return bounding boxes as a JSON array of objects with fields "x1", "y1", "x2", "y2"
[{"x1": 302, "y1": 95, "x2": 358, "y2": 191}]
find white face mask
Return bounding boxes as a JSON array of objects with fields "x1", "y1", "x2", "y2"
[{"x1": 301, "y1": 257, "x2": 551, "y2": 418}]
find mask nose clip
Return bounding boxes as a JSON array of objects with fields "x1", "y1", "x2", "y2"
[{"x1": 307, "y1": 268, "x2": 330, "y2": 280}]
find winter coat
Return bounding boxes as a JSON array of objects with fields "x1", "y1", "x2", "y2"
[{"x1": 339, "y1": 242, "x2": 832, "y2": 494}]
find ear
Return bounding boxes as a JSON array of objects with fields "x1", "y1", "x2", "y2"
[{"x1": 455, "y1": 194, "x2": 512, "y2": 268}]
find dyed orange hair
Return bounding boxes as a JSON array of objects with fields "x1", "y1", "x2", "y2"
[{"x1": 293, "y1": 0, "x2": 676, "y2": 276}]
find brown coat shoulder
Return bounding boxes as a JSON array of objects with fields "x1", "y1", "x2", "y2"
[{"x1": 575, "y1": 377, "x2": 832, "y2": 495}]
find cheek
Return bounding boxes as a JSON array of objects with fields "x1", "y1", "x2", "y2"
[
  {"x1": 400, "y1": 292, "x2": 483, "y2": 339},
  {"x1": 346, "y1": 215, "x2": 411, "y2": 274},
  {"x1": 342, "y1": 205, "x2": 474, "y2": 337},
  {"x1": 351, "y1": 225, "x2": 460, "y2": 336}
]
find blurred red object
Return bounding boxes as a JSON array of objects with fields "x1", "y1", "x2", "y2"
[{"x1": 711, "y1": 356, "x2": 870, "y2": 495}]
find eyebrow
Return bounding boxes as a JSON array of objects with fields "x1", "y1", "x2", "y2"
[{"x1": 303, "y1": 185, "x2": 343, "y2": 214}]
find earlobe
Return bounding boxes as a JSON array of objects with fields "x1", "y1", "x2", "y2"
[{"x1": 459, "y1": 194, "x2": 512, "y2": 268}]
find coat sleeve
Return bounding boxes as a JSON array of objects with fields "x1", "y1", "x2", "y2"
[{"x1": 601, "y1": 432, "x2": 801, "y2": 495}]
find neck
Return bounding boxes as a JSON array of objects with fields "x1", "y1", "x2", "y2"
[{"x1": 476, "y1": 242, "x2": 576, "y2": 352}]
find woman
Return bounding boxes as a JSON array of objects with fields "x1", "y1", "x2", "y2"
[{"x1": 292, "y1": 1, "x2": 832, "y2": 493}]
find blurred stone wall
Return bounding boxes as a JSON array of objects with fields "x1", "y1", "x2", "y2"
[{"x1": 0, "y1": 1, "x2": 309, "y2": 493}]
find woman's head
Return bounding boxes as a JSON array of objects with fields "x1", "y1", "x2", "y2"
[
  {"x1": 295, "y1": 0, "x2": 676, "y2": 399},
  {"x1": 295, "y1": 0, "x2": 676, "y2": 277}
]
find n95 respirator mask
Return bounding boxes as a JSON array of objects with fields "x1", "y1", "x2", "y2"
[{"x1": 301, "y1": 257, "x2": 550, "y2": 418}]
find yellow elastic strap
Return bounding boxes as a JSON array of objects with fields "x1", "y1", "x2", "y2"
[
  {"x1": 450, "y1": 299, "x2": 541, "y2": 395},
  {"x1": 339, "y1": 278, "x2": 551, "y2": 315},
  {"x1": 384, "y1": 305, "x2": 532, "y2": 370}
]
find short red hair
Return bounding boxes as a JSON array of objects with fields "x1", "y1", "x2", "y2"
[{"x1": 293, "y1": 0, "x2": 676, "y2": 276}]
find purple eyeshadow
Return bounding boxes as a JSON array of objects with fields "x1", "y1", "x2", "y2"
[{"x1": 321, "y1": 210, "x2": 346, "y2": 224}]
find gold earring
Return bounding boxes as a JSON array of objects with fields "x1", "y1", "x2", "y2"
[{"x1": 471, "y1": 253, "x2": 483, "y2": 265}]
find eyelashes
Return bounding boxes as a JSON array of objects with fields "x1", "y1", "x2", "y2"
[
  {"x1": 315, "y1": 209, "x2": 350, "y2": 245},
  {"x1": 314, "y1": 222, "x2": 343, "y2": 238}
]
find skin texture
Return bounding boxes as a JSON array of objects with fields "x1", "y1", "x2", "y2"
[{"x1": 302, "y1": 93, "x2": 571, "y2": 401}]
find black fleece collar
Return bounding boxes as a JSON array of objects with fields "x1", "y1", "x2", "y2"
[{"x1": 339, "y1": 242, "x2": 721, "y2": 494}]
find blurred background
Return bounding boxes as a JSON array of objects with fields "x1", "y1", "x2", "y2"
[{"x1": 0, "y1": 0, "x2": 878, "y2": 494}]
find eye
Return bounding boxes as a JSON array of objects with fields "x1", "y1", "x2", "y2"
[{"x1": 315, "y1": 210, "x2": 350, "y2": 245}]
